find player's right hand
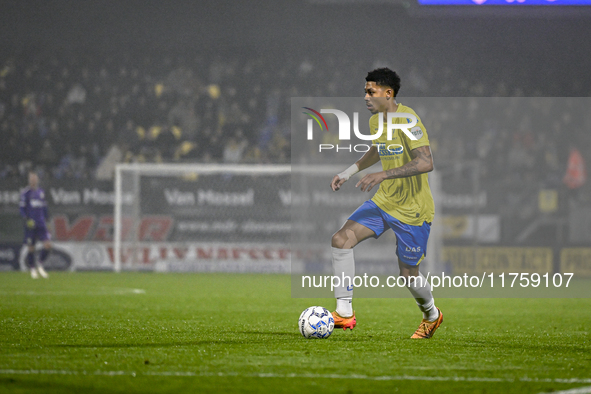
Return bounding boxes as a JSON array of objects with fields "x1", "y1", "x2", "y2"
[
  {"x1": 26, "y1": 219, "x2": 36, "y2": 229},
  {"x1": 330, "y1": 175, "x2": 347, "y2": 192}
]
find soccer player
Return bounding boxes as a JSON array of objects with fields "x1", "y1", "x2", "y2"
[
  {"x1": 329, "y1": 68, "x2": 443, "y2": 339},
  {"x1": 19, "y1": 171, "x2": 51, "y2": 279}
]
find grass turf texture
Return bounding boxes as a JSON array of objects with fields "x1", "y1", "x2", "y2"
[{"x1": 0, "y1": 273, "x2": 590, "y2": 393}]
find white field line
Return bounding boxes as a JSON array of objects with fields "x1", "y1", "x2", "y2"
[
  {"x1": 0, "y1": 369, "x2": 590, "y2": 384},
  {"x1": 541, "y1": 386, "x2": 591, "y2": 394}
]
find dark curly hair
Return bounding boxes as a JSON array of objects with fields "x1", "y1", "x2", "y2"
[{"x1": 365, "y1": 68, "x2": 401, "y2": 97}]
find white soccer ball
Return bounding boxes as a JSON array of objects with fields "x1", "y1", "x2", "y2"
[{"x1": 298, "y1": 306, "x2": 335, "y2": 339}]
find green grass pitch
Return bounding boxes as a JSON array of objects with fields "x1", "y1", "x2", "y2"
[{"x1": 1, "y1": 272, "x2": 590, "y2": 393}]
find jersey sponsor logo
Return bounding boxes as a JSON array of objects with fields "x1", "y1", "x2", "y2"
[
  {"x1": 376, "y1": 143, "x2": 403, "y2": 157},
  {"x1": 405, "y1": 246, "x2": 422, "y2": 253},
  {"x1": 30, "y1": 199, "x2": 45, "y2": 208},
  {"x1": 410, "y1": 126, "x2": 423, "y2": 140}
]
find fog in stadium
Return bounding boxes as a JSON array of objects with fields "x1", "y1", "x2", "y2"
[{"x1": 1, "y1": 1, "x2": 590, "y2": 393}]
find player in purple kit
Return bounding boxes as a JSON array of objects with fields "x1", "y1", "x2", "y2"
[{"x1": 19, "y1": 171, "x2": 51, "y2": 279}]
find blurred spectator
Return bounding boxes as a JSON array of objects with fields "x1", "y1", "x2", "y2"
[
  {"x1": 66, "y1": 83, "x2": 86, "y2": 105},
  {"x1": 223, "y1": 136, "x2": 248, "y2": 164},
  {"x1": 96, "y1": 143, "x2": 124, "y2": 181},
  {"x1": 0, "y1": 48, "x2": 587, "y2": 195}
]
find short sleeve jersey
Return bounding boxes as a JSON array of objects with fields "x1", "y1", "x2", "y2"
[{"x1": 369, "y1": 103, "x2": 435, "y2": 226}]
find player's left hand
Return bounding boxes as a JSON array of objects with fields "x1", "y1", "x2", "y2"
[{"x1": 356, "y1": 172, "x2": 386, "y2": 192}]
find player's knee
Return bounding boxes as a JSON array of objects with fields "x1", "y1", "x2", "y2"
[
  {"x1": 331, "y1": 232, "x2": 345, "y2": 248},
  {"x1": 399, "y1": 264, "x2": 419, "y2": 279},
  {"x1": 331, "y1": 231, "x2": 348, "y2": 249},
  {"x1": 332, "y1": 229, "x2": 358, "y2": 249}
]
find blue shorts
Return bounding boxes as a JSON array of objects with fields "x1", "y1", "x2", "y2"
[
  {"x1": 24, "y1": 226, "x2": 51, "y2": 245},
  {"x1": 348, "y1": 200, "x2": 431, "y2": 266}
]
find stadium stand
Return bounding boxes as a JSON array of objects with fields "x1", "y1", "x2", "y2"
[{"x1": 0, "y1": 50, "x2": 589, "y2": 197}]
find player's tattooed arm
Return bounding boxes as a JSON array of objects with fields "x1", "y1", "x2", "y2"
[
  {"x1": 356, "y1": 146, "x2": 433, "y2": 192},
  {"x1": 384, "y1": 146, "x2": 433, "y2": 179}
]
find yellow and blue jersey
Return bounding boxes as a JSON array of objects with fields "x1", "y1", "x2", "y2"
[{"x1": 369, "y1": 103, "x2": 435, "y2": 226}]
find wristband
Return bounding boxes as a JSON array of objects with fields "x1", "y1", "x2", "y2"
[{"x1": 337, "y1": 164, "x2": 359, "y2": 181}]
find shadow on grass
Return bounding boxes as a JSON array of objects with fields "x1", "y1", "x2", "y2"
[
  {"x1": 238, "y1": 330, "x2": 375, "y2": 342},
  {"x1": 237, "y1": 331, "x2": 300, "y2": 337},
  {"x1": 52, "y1": 340, "x2": 267, "y2": 348},
  {"x1": 50, "y1": 332, "x2": 299, "y2": 348},
  {"x1": 49, "y1": 330, "x2": 377, "y2": 348}
]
